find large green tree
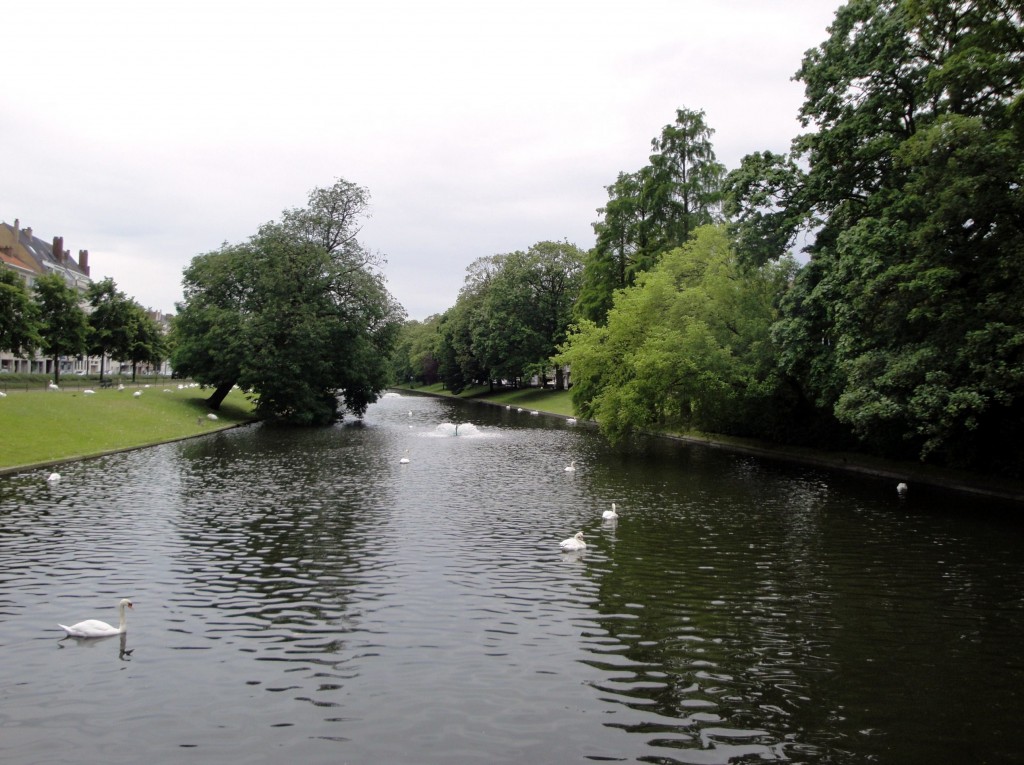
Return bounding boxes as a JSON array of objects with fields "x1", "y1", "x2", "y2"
[
  {"x1": 0, "y1": 267, "x2": 40, "y2": 360},
  {"x1": 435, "y1": 241, "x2": 584, "y2": 392},
  {"x1": 731, "y1": 0, "x2": 1024, "y2": 474},
  {"x1": 32, "y1": 273, "x2": 88, "y2": 385},
  {"x1": 171, "y1": 179, "x2": 404, "y2": 424},
  {"x1": 578, "y1": 108, "x2": 725, "y2": 324},
  {"x1": 125, "y1": 303, "x2": 166, "y2": 381},
  {"x1": 86, "y1": 277, "x2": 136, "y2": 380},
  {"x1": 559, "y1": 225, "x2": 793, "y2": 443}
]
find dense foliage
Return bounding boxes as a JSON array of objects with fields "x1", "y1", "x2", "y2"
[
  {"x1": 0, "y1": 267, "x2": 40, "y2": 358},
  {"x1": 85, "y1": 278, "x2": 164, "y2": 381},
  {"x1": 31, "y1": 273, "x2": 88, "y2": 385},
  {"x1": 559, "y1": 226, "x2": 795, "y2": 443},
  {"x1": 431, "y1": 241, "x2": 584, "y2": 393},
  {"x1": 401, "y1": 1, "x2": 1024, "y2": 479},
  {"x1": 171, "y1": 179, "x2": 405, "y2": 424},
  {"x1": 727, "y1": 0, "x2": 1024, "y2": 474},
  {"x1": 576, "y1": 108, "x2": 725, "y2": 324}
]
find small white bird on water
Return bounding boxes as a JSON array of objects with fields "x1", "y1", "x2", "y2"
[
  {"x1": 897, "y1": 482, "x2": 908, "y2": 497},
  {"x1": 59, "y1": 598, "x2": 133, "y2": 638},
  {"x1": 46, "y1": 472, "x2": 61, "y2": 484},
  {"x1": 560, "y1": 531, "x2": 586, "y2": 551},
  {"x1": 602, "y1": 503, "x2": 619, "y2": 520},
  {"x1": 400, "y1": 450, "x2": 410, "y2": 464},
  {"x1": 564, "y1": 460, "x2": 576, "y2": 472}
]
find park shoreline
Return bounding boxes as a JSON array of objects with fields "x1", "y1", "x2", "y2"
[{"x1": 396, "y1": 387, "x2": 1024, "y2": 505}]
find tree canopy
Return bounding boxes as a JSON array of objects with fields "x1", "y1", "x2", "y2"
[
  {"x1": 577, "y1": 108, "x2": 725, "y2": 324},
  {"x1": 0, "y1": 267, "x2": 40, "y2": 358},
  {"x1": 171, "y1": 179, "x2": 404, "y2": 424},
  {"x1": 32, "y1": 273, "x2": 88, "y2": 385},
  {"x1": 559, "y1": 225, "x2": 794, "y2": 443},
  {"x1": 433, "y1": 241, "x2": 584, "y2": 393}
]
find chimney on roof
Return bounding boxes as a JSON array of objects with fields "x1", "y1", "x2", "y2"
[
  {"x1": 53, "y1": 236, "x2": 64, "y2": 263},
  {"x1": 24, "y1": 226, "x2": 32, "y2": 240},
  {"x1": 78, "y1": 249, "x2": 90, "y2": 275}
]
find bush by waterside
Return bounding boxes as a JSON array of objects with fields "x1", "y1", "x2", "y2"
[{"x1": 0, "y1": 384, "x2": 256, "y2": 472}]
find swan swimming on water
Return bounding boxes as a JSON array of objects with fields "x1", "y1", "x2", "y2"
[
  {"x1": 897, "y1": 482, "x2": 908, "y2": 497},
  {"x1": 59, "y1": 599, "x2": 133, "y2": 638},
  {"x1": 46, "y1": 472, "x2": 61, "y2": 484},
  {"x1": 602, "y1": 503, "x2": 619, "y2": 520},
  {"x1": 400, "y1": 450, "x2": 410, "y2": 464},
  {"x1": 564, "y1": 460, "x2": 576, "y2": 472},
  {"x1": 560, "y1": 531, "x2": 586, "y2": 551}
]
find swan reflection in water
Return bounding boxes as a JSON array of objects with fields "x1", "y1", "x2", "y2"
[{"x1": 58, "y1": 631, "x2": 134, "y2": 661}]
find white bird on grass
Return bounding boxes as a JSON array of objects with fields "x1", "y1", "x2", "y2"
[
  {"x1": 560, "y1": 531, "x2": 586, "y2": 552},
  {"x1": 602, "y1": 503, "x2": 619, "y2": 520},
  {"x1": 48, "y1": 383, "x2": 59, "y2": 391},
  {"x1": 133, "y1": 390, "x2": 142, "y2": 398},
  {"x1": 207, "y1": 413, "x2": 218, "y2": 420},
  {"x1": 83, "y1": 389, "x2": 95, "y2": 395},
  {"x1": 59, "y1": 598, "x2": 133, "y2": 638}
]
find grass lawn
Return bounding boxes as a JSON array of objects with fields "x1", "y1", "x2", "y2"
[{"x1": 0, "y1": 384, "x2": 257, "y2": 472}]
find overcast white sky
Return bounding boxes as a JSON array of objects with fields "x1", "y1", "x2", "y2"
[{"x1": 3, "y1": 1, "x2": 843, "y2": 321}]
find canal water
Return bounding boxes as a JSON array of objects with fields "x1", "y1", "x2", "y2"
[{"x1": 0, "y1": 391, "x2": 1021, "y2": 764}]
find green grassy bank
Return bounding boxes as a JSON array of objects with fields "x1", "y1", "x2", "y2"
[
  {"x1": 395, "y1": 382, "x2": 576, "y2": 417},
  {"x1": 0, "y1": 384, "x2": 257, "y2": 473}
]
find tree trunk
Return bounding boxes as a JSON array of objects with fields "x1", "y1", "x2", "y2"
[
  {"x1": 99, "y1": 354, "x2": 106, "y2": 382},
  {"x1": 53, "y1": 355, "x2": 60, "y2": 386},
  {"x1": 206, "y1": 381, "x2": 236, "y2": 410},
  {"x1": 555, "y1": 365, "x2": 564, "y2": 390}
]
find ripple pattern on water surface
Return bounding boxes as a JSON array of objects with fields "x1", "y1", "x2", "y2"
[{"x1": 1, "y1": 393, "x2": 1023, "y2": 765}]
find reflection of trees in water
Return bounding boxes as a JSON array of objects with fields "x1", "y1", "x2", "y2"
[
  {"x1": 169, "y1": 424, "x2": 397, "y2": 660},
  {"x1": 582, "y1": 459, "x2": 845, "y2": 762}
]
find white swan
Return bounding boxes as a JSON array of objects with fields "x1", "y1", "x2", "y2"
[
  {"x1": 897, "y1": 481, "x2": 908, "y2": 497},
  {"x1": 566, "y1": 417, "x2": 577, "y2": 425},
  {"x1": 400, "y1": 450, "x2": 410, "y2": 464},
  {"x1": 560, "y1": 531, "x2": 586, "y2": 551},
  {"x1": 602, "y1": 503, "x2": 619, "y2": 520},
  {"x1": 59, "y1": 598, "x2": 133, "y2": 638},
  {"x1": 564, "y1": 460, "x2": 576, "y2": 472},
  {"x1": 46, "y1": 472, "x2": 61, "y2": 484},
  {"x1": 207, "y1": 413, "x2": 218, "y2": 420}
]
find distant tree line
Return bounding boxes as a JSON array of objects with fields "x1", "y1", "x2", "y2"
[
  {"x1": 391, "y1": 0, "x2": 1024, "y2": 479},
  {"x1": 0, "y1": 269, "x2": 166, "y2": 383}
]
